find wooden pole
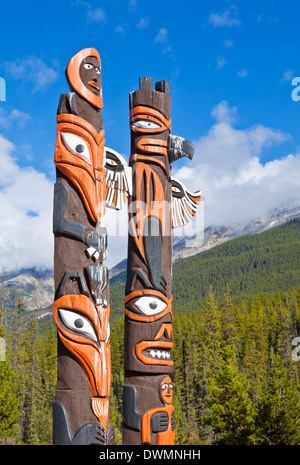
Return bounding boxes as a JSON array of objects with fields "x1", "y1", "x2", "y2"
[
  {"x1": 52, "y1": 48, "x2": 130, "y2": 445},
  {"x1": 122, "y1": 78, "x2": 201, "y2": 445}
]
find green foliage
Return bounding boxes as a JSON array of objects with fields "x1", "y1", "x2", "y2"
[
  {"x1": 108, "y1": 219, "x2": 300, "y2": 322},
  {"x1": 255, "y1": 351, "x2": 300, "y2": 444},
  {"x1": 0, "y1": 219, "x2": 299, "y2": 444},
  {"x1": 172, "y1": 218, "x2": 300, "y2": 314},
  {"x1": 0, "y1": 361, "x2": 19, "y2": 443},
  {"x1": 205, "y1": 346, "x2": 256, "y2": 445}
]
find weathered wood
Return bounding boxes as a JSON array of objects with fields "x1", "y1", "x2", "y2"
[
  {"x1": 122, "y1": 78, "x2": 201, "y2": 445},
  {"x1": 52, "y1": 48, "x2": 130, "y2": 445}
]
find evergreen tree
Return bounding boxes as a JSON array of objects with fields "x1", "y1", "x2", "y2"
[
  {"x1": 255, "y1": 351, "x2": 300, "y2": 445},
  {"x1": 205, "y1": 345, "x2": 256, "y2": 445},
  {"x1": 0, "y1": 361, "x2": 19, "y2": 443}
]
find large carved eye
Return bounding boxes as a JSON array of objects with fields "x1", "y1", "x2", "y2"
[
  {"x1": 135, "y1": 296, "x2": 167, "y2": 315},
  {"x1": 84, "y1": 63, "x2": 93, "y2": 70},
  {"x1": 95, "y1": 67, "x2": 100, "y2": 74},
  {"x1": 171, "y1": 179, "x2": 184, "y2": 198},
  {"x1": 61, "y1": 133, "x2": 92, "y2": 165},
  {"x1": 105, "y1": 149, "x2": 123, "y2": 172},
  {"x1": 59, "y1": 308, "x2": 98, "y2": 342},
  {"x1": 131, "y1": 119, "x2": 161, "y2": 130}
]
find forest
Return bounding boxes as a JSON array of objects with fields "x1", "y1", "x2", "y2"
[{"x1": 0, "y1": 219, "x2": 299, "y2": 445}]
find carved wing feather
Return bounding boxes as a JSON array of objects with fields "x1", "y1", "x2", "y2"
[
  {"x1": 105, "y1": 147, "x2": 132, "y2": 210},
  {"x1": 171, "y1": 177, "x2": 201, "y2": 228}
]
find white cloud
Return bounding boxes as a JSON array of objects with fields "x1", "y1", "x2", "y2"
[
  {"x1": 1, "y1": 101, "x2": 298, "y2": 272},
  {"x1": 0, "y1": 135, "x2": 53, "y2": 271},
  {"x1": 0, "y1": 134, "x2": 128, "y2": 271},
  {"x1": 216, "y1": 55, "x2": 227, "y2": 69},
  {"x1": 114, "y1": 25, "x2": 125, "y2": 34},
  {"x1": 281, "y1": 69, "x2": 295, "y2": 82},
  {"x1": 87, "y1": 7, "x2": 106, "y2": 23},
  {"x1": 137, "y1": 17, "x2": 149, "y2": 29},
  {"x1": 209, "y1": 9, "x2": 241, "y2": 28},
  {"x1": 237, "y1": 69, "x2": 249, "y2": 78},
  {"x1": 172, "y1": 101, "x2": 297, "y2": 228},
  {"x1": 4, "y1": 56, "x2": 58, "y2": 93},
  {"x1": 154, "y1": 28, "x2": 168, "y2": 44},
  {"x1": 224, "y1": 39, "x2": 235, "y2": 48},
  {"x1": 0, "y1": 108, "x2": 31, "y2": 128},
  {"x1": 211, "y1": 100, "x2": 237, "y2": 124}
]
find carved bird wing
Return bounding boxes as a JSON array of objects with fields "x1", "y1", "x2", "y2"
[
  {"x1": 105, "y1": 147, "x2": 132, "y2": 210},
  {"x1": 171, "y1": 177, "x2": 201, "y2": 228}
]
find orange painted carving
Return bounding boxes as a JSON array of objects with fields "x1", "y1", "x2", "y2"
[
  {"x1": 92, "y1": 397, "x2": 110, "y2": 430},
  {"x1": 141, "y1": 377, "x2": 175, "y2": 444},
  {"x1": 66, "y1": 48, "x2": 103, "y2": 109},
  {"x1": 53, "y1": 294, "x2": 110, "y2": 398},
  {"x1": 54, "y1": 113, "x2": 106, "y2": 222}
]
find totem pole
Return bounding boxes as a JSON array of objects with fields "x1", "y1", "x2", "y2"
[
  {"x1": 52, "y1": 48, "x2": 130, "y2": 445},
  {"x1": 122, "y1": 77, "x2": 201, "y2": 445}
]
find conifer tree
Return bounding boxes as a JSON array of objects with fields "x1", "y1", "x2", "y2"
[
  {"x1": 255, "y1": 351, "x2": 300, "y2": 445},
  {"x1": 205, "y1": 345, "x2": 256, "y2": 445},
  {"x1": 0, "y1": 361, "x2": 19, "y2": 443}
]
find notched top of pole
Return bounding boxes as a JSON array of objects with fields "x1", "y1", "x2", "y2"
[{"x1": 130, "y1": 77, "x2": 171, "y2": 118}]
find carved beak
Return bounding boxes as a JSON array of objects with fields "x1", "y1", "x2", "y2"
[{"x1": 168, "y1": 134, "x2": 194, "y2": 164}]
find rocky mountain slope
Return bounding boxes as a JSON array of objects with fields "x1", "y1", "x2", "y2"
[{"x1": 3, "y1": 201, "x2": 300, "y2": 316}]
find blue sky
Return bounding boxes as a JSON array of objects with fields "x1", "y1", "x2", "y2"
[{"x1": 0, "y1": 0, "x2": 300, "y2": 270}]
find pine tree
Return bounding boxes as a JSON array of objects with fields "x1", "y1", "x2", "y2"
[
  {"x1": 205, "y1": 345, "x2": 256, "y2": 445},
  {"x1": 0, "y1": 361, "x2": 19, "y2": 443},
  {"x1": 255, "y1": 351, "x2": 300, "y2": 445}
]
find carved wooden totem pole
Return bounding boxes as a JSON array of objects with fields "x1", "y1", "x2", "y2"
[
  {"x1": 52, "y1": 48, "x2": 130, "y2": 445},
  {"x1": 122, "y1": 77, "x2": 201, "y2": 445}
]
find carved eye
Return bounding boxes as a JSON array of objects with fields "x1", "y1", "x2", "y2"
[
  {"x1": 107, "y1": 158, "x2": 118, "y2": 166},
  {"x1": 171, "y1": 180, "x2": 184, "y2": 198},
  {"x1": 95, "y1": 67, "x2": 100, "y2": 74},
  {"x1": 59, "y1": 308, "x2": 98, "y2": 342},
  {"x1": 162, "y1": 383, "x2": 173, "y2": 390},
  {"x1": 105, "y1": 149, "x2": 124, "y2": 172},
  {"x1": 62, "y1": 133, "x2": 92, "y2": 165},
  {"x1": 84, "y1": 63, "x2": 93, "y2": 70},
  {"x1": 131, "y1": 120, "x2": 161, "y2": 130},
  {"x1": 135, "y1": 296, "x2": 167, "y2": 315}
]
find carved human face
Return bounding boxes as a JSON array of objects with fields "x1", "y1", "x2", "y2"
[
  {"x1": 160, "y1": 376, "x2": 173, "y2": 405},
  {"x1": 79, "y1": 56, "x2": 101, "y2": 97},
  {"x1": 124, "y1": 290, "x2": 173, "y2": 374}
]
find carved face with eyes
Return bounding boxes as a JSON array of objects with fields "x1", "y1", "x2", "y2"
[
  {"x1": 79, "y1": 56, "x2": 101, "y2": 96},
  {"x1": 53, "y1": 294, "x2": 111, "y2": 398},
  {"x1": 124, "y1": 290, "x2": 173, "y2": 373},
  {"x1": 160, "y1": 376, "x2": 173, "y2": 405}
]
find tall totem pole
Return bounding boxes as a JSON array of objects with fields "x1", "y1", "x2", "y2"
[
  {"x1": 52, "y1": 48, "x2": 130, "y2": 445},
  {"x1": 122, "y1": 77, "x2": 201, "y2": 445}
]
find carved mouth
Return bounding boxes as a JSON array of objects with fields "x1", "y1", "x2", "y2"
[
  {"x1": 88, "y1": 80, "x2": 100, "y2": 91},
  {"x1": 136, "y1": 341, "x2": 173, "y2": 366},
  {"x1": 147, "y1": 348, "x2": 171, "y2": 360}
]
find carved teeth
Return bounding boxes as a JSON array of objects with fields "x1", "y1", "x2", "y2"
[{"x1": 149, "y1": 349, "x2": 170, "y2": 359}]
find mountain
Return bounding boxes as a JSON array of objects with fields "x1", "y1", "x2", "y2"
[
  {"x1": 172, "y1": 200, "x2": 300, "y2": 262},
  {"x1": 109, "y1": 217, "x2": 300, "y2": 322},
  {"x1": 4, "y1": 267, "x2": 54, "y2": 321},
  {"x1": 2, "y1": 202, "x2": 300, "y2": 321}
]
